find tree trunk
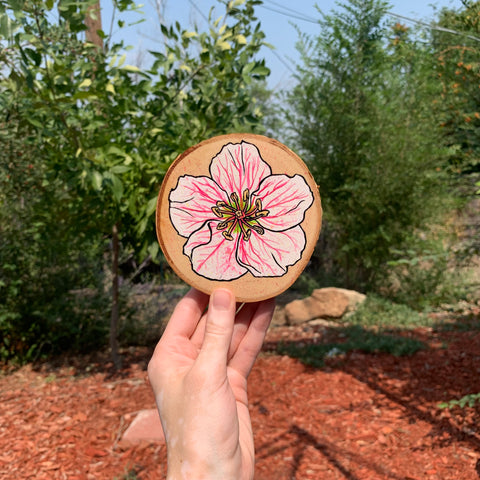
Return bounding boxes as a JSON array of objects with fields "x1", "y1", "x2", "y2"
[
  {"x1": 84, "y1": 2, "x2": 119, "y2": 367},
  {"x1": 85, "y1": 1, "x2": 103, "y2": 50},
  {"x1": 110, "y1": 223, "x2": 122, "y2": 370}
]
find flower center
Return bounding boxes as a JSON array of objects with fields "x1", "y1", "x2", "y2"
[{"x1": 211, "y1": 188, "x2": 270, "y2": 241}]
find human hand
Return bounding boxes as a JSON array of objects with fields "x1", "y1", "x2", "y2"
[{"x1": 148, "y1": 288, "x2": 275, "y2": 480}]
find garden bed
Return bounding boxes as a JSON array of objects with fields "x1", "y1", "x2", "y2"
[{"x1": 1, "y1": 314, "x2": 479, "y2": 479}]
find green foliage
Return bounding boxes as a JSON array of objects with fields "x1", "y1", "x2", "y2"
[
  {"x1": 289, "y1": 271, "x2": 324, "y2": 296},
  {"x1": 0, "y1": 0, "x2": 270, "y2": 257},
  {"x1": 432, "y1": 309, "x2": 480, "y2": 332},
  {"x1": 438, "y1": 392, "x2": 480, "y2": 409},
  {"x1": 276, "y1": 293, "x2": 430, "y2": 369},
  {"x1": 118, "y1": 284, "x2": 189, "y2": 347},
  {"x1": 0, "y1": 109, "x2": 109, "y2": 361},
  {"x1": 434, "y1": 1, "x2": 480, "y2": 175},
  {"x1": 284, "y1": 0, "x2": 451, "y2": 291},
  {"x1": 0, "y1": 0, "x2": 270, "y2": 362},
  {"x1": 386, "y1": 252, "x2": 469, "y2": 311},
  {"x1": 348, "y1": 295, "x2": 426, "y2": 328},
  {"x1": 432, "y1": 2, "x2": 480, "y2": 259},
  {"x1": 114, "y1": 468, "x2": 140, "y2": 480},
  {"x1": 276, "y1": 325, "x2": 425, "y2": 368}
]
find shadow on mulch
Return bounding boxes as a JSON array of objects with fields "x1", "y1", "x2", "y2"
[
  {"x1": 256, "y1": 425, "x2": 419, "y2": 480},
  {"x1": 266, "y1": 312, "x2": 480, "y2": 458},
  {"x1": 27, "y1": 346, "x2": 154, "y2": 381}
]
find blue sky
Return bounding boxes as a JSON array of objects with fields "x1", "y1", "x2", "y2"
[{"x1": 101, "y1": 0, "x2": 464, "y2": 86}]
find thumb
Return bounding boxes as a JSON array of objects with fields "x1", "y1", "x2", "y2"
[{"x1": 198, "y1": 288, "x2": 236, "y2": 366}]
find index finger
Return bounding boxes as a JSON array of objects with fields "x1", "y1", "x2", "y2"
[{"x1": 162, "y1": 288, "x2": 209, "y2": 339}]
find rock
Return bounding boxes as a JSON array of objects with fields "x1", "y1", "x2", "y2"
[
  {"x1": 120, "y1": 409, "x2": 165, "y2": 444},
  {"x1": 308, "y1": 318, "x2": 339, "y2": 328},
  {"x1": 310, "y1": 288, "x2": 350, "y2": 317},
  {"x1": 284, "y1": 297, "x2": 320, "y2": 325},
  {"x1": 312, "y1": 287, "x2": 366, "y2": 313},
  {"x1": 284, "y1": 287, "x2": 366, "y2": 325}
]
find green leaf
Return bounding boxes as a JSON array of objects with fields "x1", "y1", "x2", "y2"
[
  {"x1": 250, "y1": 64, "x2": 270, "y2": 76},
  {"x1": 147, "y1": 241, "x2": 159, "y2": 258},
  {"x1": 78, "y1": 79, "x2": 92, "y2": 89},
  {"x1": 26, "y1": 117, "x2": 44, "y2": 128},
  {"x1": 235, "y1": 34, "x2": 247, "y2": 45},
  {"x1": 217, "y1": 41, "x2": 231, "y2": 51},
  {"x1": 137, "y1": 216, "x2": 148, "y2": 235},
  {"x1": 91, "y1": 171, "x2": 103, "y2": 191},
  {"x1": 24, "y1": 48, "x2": 41, "y2": 66},
  {"x1": 107, "y1": 146, "x2": 126, "y2": 157},
  {"x1": 118, "y1": 53, "x2": 126, "y2": 67},
  {"x1": 110, "y1": 165, "x2": 131, "y2": 174},
  {"x1": 182, "y1": 31, "x2": 197, "y2": 39},
  {"x1": 73, "y1": 91, "x2": 98, "y2": 100},
  {"x1": 104, "y1": 172, "x2": 124, "y2": 202},
  {"x1": 0, "y1": 13, "x2": 15, "y2": 38},
  {"x1": 122, "y1": 65, "x2": 141, "y2": 73},
  {"x1": 146, "y1": 196, "x2": 158, "y2": 216}
]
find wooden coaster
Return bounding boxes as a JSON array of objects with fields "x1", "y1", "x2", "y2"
[{"x1": 156, "y1": 133, "x2": 322, "y2": 302}]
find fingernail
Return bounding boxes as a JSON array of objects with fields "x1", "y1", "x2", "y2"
[{"x1": 211, "y1": 289, "x2": 233, "y2": 311}]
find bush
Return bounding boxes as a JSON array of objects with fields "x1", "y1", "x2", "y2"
[
  {"x1": 0, "y1": 225, "x2": 110, "y2": 362},
  {"x1": 384, "y1": 234, "x2": 470, "y2": 310},
  {"x1": 348, "y1": 295, "x2": 427, "y2": 328},
  {"x1": 0, "y1": 141, "x2": 110, "y2": 361},
  {"x1": 284, "y1": 0, "x2": 452, "y2": 291}
]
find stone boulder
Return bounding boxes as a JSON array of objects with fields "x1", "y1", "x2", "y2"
[
  {"x1": 284, "y1": 287, "x2": 366, "y2": 325},
  {"x1": 315, "y1": 288, "x2": 367, "y2": 313},
  {"x1": 120, "y1": 409, "x2": 165, "y2": 445}
]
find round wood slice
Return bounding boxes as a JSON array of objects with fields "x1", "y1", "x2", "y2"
[{"x1": 156, "y1": 133, "x2": 322, "y2": 302}]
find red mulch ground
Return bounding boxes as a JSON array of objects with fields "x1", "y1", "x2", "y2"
[{"x1": 1, "y1": 318, "x2": 480, "y2": 480}]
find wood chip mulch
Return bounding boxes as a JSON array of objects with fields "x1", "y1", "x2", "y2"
[{"x1": 1, "y1": 321, "x2": 480, "y2": 480}]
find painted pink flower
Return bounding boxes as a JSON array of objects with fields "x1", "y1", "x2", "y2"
[{"x1": 168, "y1": 141, "x2": 314, "y2": 281}]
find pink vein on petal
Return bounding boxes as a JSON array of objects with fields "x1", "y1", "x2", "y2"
[
  {"x1": 183, "y1": 222, "x2": 212, "y2": 258},
  {"x1": 169, "y1": 175, "x2": 228, "y2": 237},
  {"x1": 236, "y1": 226, "x2": 306, "y2": 277},
  {"x1": 210, "y1": 141, "x2": 271, "y2": 196},
  {"x1": 188, "y1": 224, "x2": 247, "y2": 281},
  {"x1": 256, "y1": 174, "x2": 314, "y2": 231}
]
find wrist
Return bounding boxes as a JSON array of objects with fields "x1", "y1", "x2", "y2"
[{"x1": 166, "y1": 456, "x2": 242, "y2": 480}]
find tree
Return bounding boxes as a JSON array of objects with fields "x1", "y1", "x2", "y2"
[
  {"x1": 0, "y1": 0, "x2": 270, "y2": 363},
  {"x1": 284, "y1": 0, "x2": 449, "y2": 291},
  {"x1": 432, "y1": 1, "x2": 480, "y2": 260},
  {"x1": 434, "y1": 0, "x2": 480, "y2": 176}
]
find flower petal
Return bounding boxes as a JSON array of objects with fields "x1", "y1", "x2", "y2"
[
  {"x1": 210, "y1": 141, "x2": 271, "y2": 196},
  {"x1": 236, "y1": 226, "x2": 306, "y2": 277},
  {"x1": 184, "y1": 222, "x2": 247, "y2": 281},
  {"x1": 255, "y1": 174, "x2": 314, "y2": 231},
  {"x1": 169, "y1": 175, "x2": 229, "y2": 237}
]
